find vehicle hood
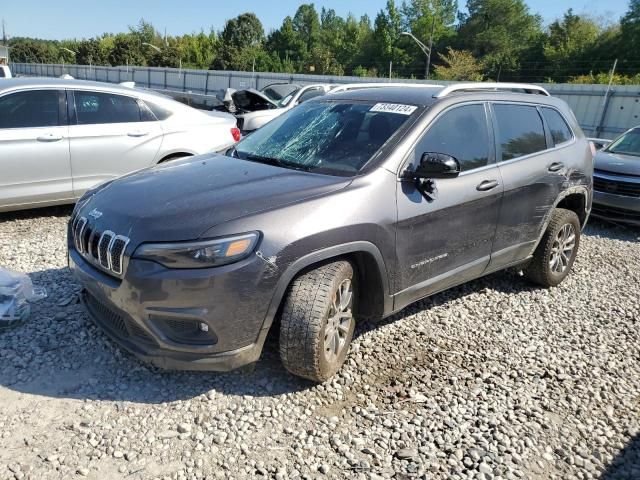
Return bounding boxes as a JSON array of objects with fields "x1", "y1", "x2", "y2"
[
  {"x1": 594, "y1": 150, "x2": 640, "y2": 176},
  {"x1": 76, "y1": 154, "x2": 351, "y2": 244},
  {"x1": 231, "y1": 88, "x2": 279, "y2": 111}
]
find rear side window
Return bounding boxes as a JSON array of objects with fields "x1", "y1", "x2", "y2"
[
  {"x1": 493, "y1": 104, "x2": 547, "y2": 161},
  {"x1": 74, "y1": 91, "x2": 142, "y2": 125},
  {"x1": 415, "y1": 104, "x2": 490, "y2": 172},
  {"x1": 0, "y1": 68, "x2": 5, "y2": 78},
  {"x1": 541, "y1": 108, "x2": 573, "y2": 145},
  {"x1": 0, "y1": 90, "x2": 60, "y2": 128},
  {"x1": 297, "y1": 88, "x2": 325, "y2": 104},
  {"x1": 144, "y1": 101, "x2": 172, "y2": 120}
]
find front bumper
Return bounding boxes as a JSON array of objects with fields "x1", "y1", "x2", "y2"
[
  {"x1": 592, "y1": 191, "x2": 640, "y2": 226},
  {"x1": 69, "y1": 247, "x2": 277, "y2": 371}
]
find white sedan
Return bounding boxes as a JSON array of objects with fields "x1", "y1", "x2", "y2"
[{"x1": 0, "y1": 78, "x2": 239, "y2": 212}]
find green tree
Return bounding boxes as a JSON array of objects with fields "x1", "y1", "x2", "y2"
[
  {"x1": 213, "y1": 13, "x2": 265, "y2": 70},
  {"x1": 373, "y1": 0, "x2": 410, "y2": 74},
  {"x1": 292, "y1": 4, "x2": 321, "y2": 58},
  {"x1": 433, "y1": 47, "x2": 484, "y2": 80},
  {"x1": 76, "y1": 39, "x2": 109, "y2": 66},
  {"x1": 457, "y1": 0, "x2": 543, "y2": 80},
  {"x1": 620, "y1": 0, "x2": 640, "y2": 62},
  {"x1": 8, "y1": 38, "x2": 59, "y2": 63},
  {"x1": 107, "y1": 33, "x2": 146, "y2": 66},
  {"x1": 543, "y1": 9, "x2": 600, "y2": 80},
  {"x1": 266, "y1": 16, "x2": 306, "y2": 66}
]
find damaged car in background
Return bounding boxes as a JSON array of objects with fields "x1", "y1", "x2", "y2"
[
  {"x1": 215, "y1": 83, "x2": 332, "y2": 133},
  {"x1": 592, "y1": 126, "x2": 640, "y2": 225}
]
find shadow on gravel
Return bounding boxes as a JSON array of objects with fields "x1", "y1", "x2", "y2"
[
  {"x1": 584, "y1": 218, "x2": 640, "y2": 242},
  {"x1": 0, "y1": 204, "x2": 74, "y2": 222},
  {"x1": 0, "y1": 264, "x2": 538, "y2": 405},
  {"x1": 602, "y1": 433, "x2": 640, "y2": 479}
]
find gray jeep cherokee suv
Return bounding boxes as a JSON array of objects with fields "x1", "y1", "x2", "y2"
[{"x1": 69, "y1": 83, "x2": 593, "y2": 382}]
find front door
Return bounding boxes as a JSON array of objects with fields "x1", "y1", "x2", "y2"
[
  {"x1": 0, "y1": 89, "x2": 72, "y2": 210},
  {"x1": 394, "y1": 103, "x2": 503, "y2": 309},
  {"x1": 68, "y1": 90, "x2": 163, "y2": 197}
]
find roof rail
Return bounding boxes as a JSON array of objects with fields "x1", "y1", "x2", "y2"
[{"x1": 434, "y1": 82, "x2": 550, "y2": 98}]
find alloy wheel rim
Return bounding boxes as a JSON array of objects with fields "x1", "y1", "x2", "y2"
[
  {"x1": 549, "y1": 223, "x2": 576, "y2": 274},
  {"x1": 324, "y1": 278, "x2": 354, "y2": 363}
]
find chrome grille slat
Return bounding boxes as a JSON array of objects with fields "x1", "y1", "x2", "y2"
[{"x1": 71, "y1": 215, "x2": 130, "y2": 278}]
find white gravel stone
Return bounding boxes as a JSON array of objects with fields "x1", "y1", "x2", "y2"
[{"x1": 0, "y1": 207, "x2": 638, "y2": 479}]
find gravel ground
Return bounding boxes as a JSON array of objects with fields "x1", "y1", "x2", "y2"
[{"x1": 0, "y1": 206, "x2": 639, "y2": 480}]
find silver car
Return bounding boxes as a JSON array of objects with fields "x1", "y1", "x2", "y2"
[
  {"x1": 0, "y1": 78, "x2": 239, "y2": 212},
  {"x1": 592, "y1": 126, "x2": 640, "y2": 225}
]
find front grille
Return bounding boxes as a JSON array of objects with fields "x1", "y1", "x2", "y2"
[
  {"x1": 72, "y1": 216, "x2": 130, "y2": 276},
  {"x1": 594, "y1": 176, "x2": 640, "y2": 198},
  {"x1": 84, "y1": 292, "x2": 155, "y2": 344}
]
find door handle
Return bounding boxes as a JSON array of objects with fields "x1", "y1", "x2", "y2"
[
  {"x1": 36, "y1": 134, "x2": 63, "y2": 142},
  {"x1": 548, "y1": 162, "x2": 564, "y2": 172},
  {"x1": 127, "y1": 131, "x2": 149, "y2": 137},
  {"x1": 476, "y1": 179, "x2": 500, "y2": 192}
]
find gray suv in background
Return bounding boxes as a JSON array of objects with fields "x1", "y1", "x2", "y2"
[{"x1": 69, "y1": 83, "x2": 593, "y2": 382}]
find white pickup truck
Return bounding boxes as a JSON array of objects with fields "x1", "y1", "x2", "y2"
[{"x1": 0, "y1": 65, "x2": 12, "y2": 78}]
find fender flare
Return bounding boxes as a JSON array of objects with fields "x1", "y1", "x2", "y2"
[
  {"x1": 260, "y1": 241, "x2": 392, "y2": 334},
  {"x1": 529, "y1": 185, "x2": 591, "y2": 256}
]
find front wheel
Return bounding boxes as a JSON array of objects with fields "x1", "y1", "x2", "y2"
[
  {"x1": 279, "y1": 261, "x2": 356, "y2": 382},
  {"x1": 524, "y1": 208, "x2": 581, "y2": 287}
]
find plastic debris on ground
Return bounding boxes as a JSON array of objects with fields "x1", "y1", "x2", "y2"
[{"x1": 0, "y1": 268, "x2": 47, "y2": 331}]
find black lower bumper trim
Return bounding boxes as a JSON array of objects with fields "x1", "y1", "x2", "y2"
[{"x1": 81, "y1": 291, "x2": 263, "y2": 372}]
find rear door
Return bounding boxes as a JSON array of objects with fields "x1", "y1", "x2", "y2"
[
  {"x1": 68, "y1": 90, "x2": 163, "y2": 197},
  {"x1": 488, "y1": 103, "x2": 566, "y2": 270},
  {"x1": 0, "y1": 89, "x2": 72, "y2": 209},
  {"x1": 394, "y1": 102, "x2": 504, "y2": 307}
]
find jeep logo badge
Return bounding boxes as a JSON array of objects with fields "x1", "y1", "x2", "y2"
[{"x1": 88, "y1": 208, "x2": 103, "y2": 220}]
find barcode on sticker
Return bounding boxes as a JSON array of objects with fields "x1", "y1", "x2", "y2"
[{"x1": 370, "y1": 103, "x2": 418, "y2": 115}]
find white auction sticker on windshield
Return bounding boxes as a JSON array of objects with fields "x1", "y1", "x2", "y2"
[{"x1": 370, "y1": 103, "x2": 418, "y2": 115}]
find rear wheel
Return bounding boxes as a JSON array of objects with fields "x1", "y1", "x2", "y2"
[
  {"x1": 524, "y1": 208, "x2": 581, "y2": 287},
  {"x1": 279, "y1": 261, "x2": 355, "y2": 382}
]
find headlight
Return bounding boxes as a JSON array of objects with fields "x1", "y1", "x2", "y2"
[{"x1": 133, "y1": 232, "x2": 259, "y2": 269}]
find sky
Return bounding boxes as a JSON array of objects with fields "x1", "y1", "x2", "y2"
[{"x1": 0, "y1": 0, "x2": 631, "y2": 40}]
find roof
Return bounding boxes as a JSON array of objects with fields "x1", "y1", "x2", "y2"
[
  {"x1": 325, "y1": 86, "x2": 441, "y2": 107},
  {"x1": 322, "y1": 84, "x2": 564, "y2": 109},
  {"x1": 0, "y1": 77, "x2": 174, "y2": 103}
]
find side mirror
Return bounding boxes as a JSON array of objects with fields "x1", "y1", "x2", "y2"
[{"x1": 408, "y1": 152, "x2": 461, "y2": 179}]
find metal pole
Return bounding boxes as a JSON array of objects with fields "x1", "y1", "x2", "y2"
[
  {"x1": 426, "y1": 17, "x2": 435, "y2": 79},
  {"x1": 389, "y1": 61, "x2": 392, "y2": 79},
  {"x1": 595, "y1": 59, "x2": 618, "y2": 137}
]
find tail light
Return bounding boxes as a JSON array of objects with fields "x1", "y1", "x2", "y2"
[
  {"x1": 589, "y1": 141, "x2": 597, "y2": 157},
  {"x1": 231, "y1": 127, "x2": 241, "y2": 142}
]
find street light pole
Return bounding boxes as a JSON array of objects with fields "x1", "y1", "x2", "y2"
[
  {"x1": 401, "y1": 23, "x2": 435, "y2": 79},
  {"x1": 142, "y1": 42, "x2": 162, "y2": 54}
]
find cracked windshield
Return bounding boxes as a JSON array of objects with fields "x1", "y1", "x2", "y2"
[{"x1": 234, "y1": 101, "x2": 415, "y2": 176}]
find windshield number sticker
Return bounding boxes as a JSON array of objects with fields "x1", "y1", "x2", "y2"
[{"x1": 370, "y1": 103, "x2": 417, "y2": 115}]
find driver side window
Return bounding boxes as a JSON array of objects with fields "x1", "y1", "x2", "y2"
[{"x1": 414, "y1": 104, "x2": 490, "y2": 172}]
